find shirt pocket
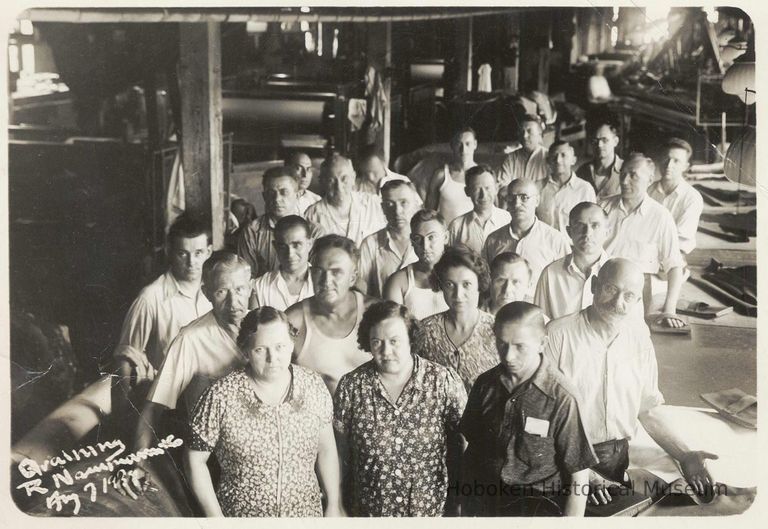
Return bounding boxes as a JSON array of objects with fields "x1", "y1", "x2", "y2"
[{"x1": 515, "y1": 432, "x2": 557, "y2": 468}]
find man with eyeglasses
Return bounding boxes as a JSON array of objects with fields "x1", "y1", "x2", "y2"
[
  {"x1": 545, "y1": 258, "x2": 717, "y2": 506},
  {"x1": 483, "y1": 178, "x2": 570, "y2": 296},
  {"x1": 576, "y1": 122, "x2": 623, "y2": 200},
  {"x1": 599, "y1": 153, "x2": 686, "y2": 329},
  {"x1": 286, "y1": 151, "x2": 321, "y2": 214}
]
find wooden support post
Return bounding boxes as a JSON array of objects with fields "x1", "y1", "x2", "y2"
[
  {"x1": 178, "y1": 22, "x2": 225, "y2": 249},
  {"x1": 454, "y1": 17, "x2": 473, "y2": 95}
]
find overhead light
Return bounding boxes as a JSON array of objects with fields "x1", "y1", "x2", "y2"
[
  {"x1": 724, "y1": 126, "x2": 755, "y2": 188},
  {"x1": 722, "y1": 61, "x2": 756, "y2": 104},
  {"x1": 300, "y1": 6, "x2": 310, "y2": 13}
]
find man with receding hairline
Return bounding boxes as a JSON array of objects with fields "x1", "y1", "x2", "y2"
[
  {"x1": 576, "y1": 122, "x2": 623, "y2": 200},
  {"x1": 286, "y1": 151, "x2": 321, "y2": 213},
  {"x1": 545, "y1": 258, "x2": 718, "y2": 505},
  {"x1": 461, "y1": 302, "x2": 596, "y2": 516},
  {"x1": 236, "y1": 165, "x2": 324, "y2": 278},
  {"x1": 305, "y1": 154, "x2": 387, "y2": 246},
  {"x1": 600, "y1": 154, "x2": 686, "y2": 329},
  {"x1": 448, "y1": 164, "x2": 511, "y2": 254},
  {"x1": 537, "y1": 141, "x2": 596, "y2": 234},
  {"x1": 483, "y1": 178, "x2": 570, "y2": 294},
  {"x1": 357, "y1": 179, "x2": 420, "y2": 297},
  {"x1": 534, "y1": 202, "x2": 610, "y2": 320}
]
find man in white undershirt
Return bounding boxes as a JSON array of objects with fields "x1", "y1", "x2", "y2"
[{"x1": 250, "y1": 215, "x2": 315, "y2": 311}]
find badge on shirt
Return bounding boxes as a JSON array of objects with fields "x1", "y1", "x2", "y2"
[{"x1": 524, "y1": 416, "x2": 550, "y2": 437}]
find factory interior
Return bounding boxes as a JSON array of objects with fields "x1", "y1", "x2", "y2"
[{"x1": 6, "y1": 5, "x2": 758, "y2": 518}]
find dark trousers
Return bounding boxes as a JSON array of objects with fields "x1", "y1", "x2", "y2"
[{"x1": 591, "y1": 438, "x2": 630, "y2": 483}]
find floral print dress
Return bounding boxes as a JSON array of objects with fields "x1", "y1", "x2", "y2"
[{"x1": 190, "y1": 365, "x2": 332, "y2": 517}]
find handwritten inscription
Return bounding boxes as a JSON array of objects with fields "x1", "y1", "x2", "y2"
[{"x1": 16, "y1": 434, "x2": 183, "y2": 515}]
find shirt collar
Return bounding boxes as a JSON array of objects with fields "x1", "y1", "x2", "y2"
[
  {"x1": 618, "y1": 196, "x2": 651, "y2": 217},
  {"x1": 509, "y1": 217, "x2": 539, "y2": 240},
  {"x1": 546, "y1": 172, "x2": 578, "y2": 189},
  {"x1": 497, "y1": 355, "x2": 557, "y2": 399},
  {"x1": 163, "y1": 270, "x2": 200, "y2": 300},
  {"x1": 368, "y1": 354, "x2": 427, "y2": 396},
  {"x1": 564, "y1": 251, "x2": 609, "y2": 277}
]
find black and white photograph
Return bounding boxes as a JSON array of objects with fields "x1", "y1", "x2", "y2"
[{"x1": 2, "y1": 2, "x2": 761, "y2": 521}]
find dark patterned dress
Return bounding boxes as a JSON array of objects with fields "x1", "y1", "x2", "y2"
[
  {"x1": 333, "y1": 356, "x2": 467, "y2": 516},
  {"x1": 190, "y1": 365, "x2": 332, "y2": 517},
  {"x1": 414, "y1": 310, "x2": 498, "y2": 392}
]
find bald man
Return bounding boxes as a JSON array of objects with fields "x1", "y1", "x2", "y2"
[
  {"x1": 536, "y1": 141, "x2": 596, "y2": 235},
  {"x1": 545, "y1": 258, "x2": 717, "y2": 504},
  {"x1": 599, "y1": 154, "x2": 686, "y2": 328},
  {"x1": 483, "y1": 178, "x2": 570, "y2": 294},
  {"x1": 304, "y1": 154, "x2": 387, "y2": 246}
]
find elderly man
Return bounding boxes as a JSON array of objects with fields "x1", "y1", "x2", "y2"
[
  {"x1": 483, "y1": 178, "x2": 570, "y2": 294},
  {"x1": 286, "y1": 151, "x2": 321, "y2": 213},
  {"x1": 448, "y1": 164, "x2": 511, "y2": 254},
  {"x1": 236, "y1": 166, "x2": 324, "y2": 278},
  {"x1": 287, "y1": 235, "x2": 376, "y2": 395},
  {"x1": 599, "y1": 154, "x2": 686, "y2": 328},
  {"x1": 114, "y1": 214, "x2": 212, "y2": 385},
  {"x1": 498, "y1": 114, "x2": 549, "y2": 188},
  {"x1": 545, "y1": 258, "x2": 717, "y2": 503},
  {"x1": 305, "y1": 154, "x2": 386, "y2": 246},
  {"x1": 537, "y1": 141, "x2": 596, "y2": 235},
  {"x1": 357, "y1": 180, "x2": 420, "y2": 297},
  {"x1": 576, "y1": 122, "x2": 623, "y2": 200},
  {"x1": 535, "y1": 202, "x2": 610, "y2": 320},
  {"x1": 249, "y1": 215, "x2": 314, "y2": 311},
  {"x1": 648, "y1": 138, "x2": 704, "y2": 255},
  {"x1": 119, "y1": 252, "x2": 253, "y2": 497}
]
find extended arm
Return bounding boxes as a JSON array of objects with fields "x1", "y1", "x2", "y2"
[
  {"x1": 425, "y1": 169, "x2": 444, "y2": 211},
  {"x1": 639, "y1": 406, "x2": 718, "y2": 494}
]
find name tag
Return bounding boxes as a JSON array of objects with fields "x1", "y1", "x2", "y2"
[{"x1": 524, "y1": 417, "x2": 550, "y2": 437}]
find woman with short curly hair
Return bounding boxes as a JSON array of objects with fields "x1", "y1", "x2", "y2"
[
  {"x1": 186, "y1": 307, "x2": 344, "y2": 517},
  {"x1": 414, "y1": 245, "x2": 497, "y2": 392}
]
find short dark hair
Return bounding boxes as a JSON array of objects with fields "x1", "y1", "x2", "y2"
[
  {"x1": 309, "y1": 234, "x2": 360, "y2": 265},
  {"x1": 286, "y1": 150, "x2": 311, "y2": 166},
  {"x1": 274, "y1": 215, "x2": 311, "y2": 239},
  {"x1": 548, "y1": 140, "x2": 572, "y2": 155},
  {"x1": 490, "y1": 252, "x2": 531, "y2": 278},
  {"x1": 202, "y1": 251, "x2": 250, "y2": 286},
  {"x1": 623, "y1": 152, "x2": 656, "y2": 174},
  {"x1": 357, "y1": 300, "x2": 421, "y2": 353},
  {"x1": 237, "y1": 307, "x2": 298, "y2": 350},
  {"x1": 167, "y1": 214, "x2": 211, "y2": 246},
  {"x1": 665, "y1": 137, "x2": 693, "y2": 160},
  {"x1": 494, "y1": 301, "x2": 546, "y2": 335},
  {"x1": 381, "y1": 178, "x2": 416, "y2": 196},
  {"x1": 464, "y1": 164, "x2": 495, "y2": 187},
  {"x1": 588, "y1": 120, "x2": 619, "y2": 138},
  {"x1": 568, "y1": 201, "x2": 607, "y2": 227},
  {"x1": 357, "y1": 144, "x2": 385, "y2": 163},
  {"x1": 430, "y1": 245, "x2": 491, "y2": 295},
  {"x1": 410, "y1": 209, "x2": 446, "y2": 232},
  {"x1": 263, "y1": 165, "x2": 299, "y2": 187},
  {"x1": 451, "y1": 126, "x2": 477, "y2": 146},
  {"x1": 520, "y1": 113, "x2": 544, "y2": 129}
]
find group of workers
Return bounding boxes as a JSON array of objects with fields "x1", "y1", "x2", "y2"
[{"x1": 111, "y1": 113, "x2": 712, "y2": 517}]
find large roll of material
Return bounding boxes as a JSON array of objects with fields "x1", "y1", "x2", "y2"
[{"x1": 223, "y1": 97, "x2": 326, "y2": 127}]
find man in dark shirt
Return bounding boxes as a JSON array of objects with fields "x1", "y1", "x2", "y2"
[{"x1": 460, "y1": 302, "x2": 597, "y2": 516}]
